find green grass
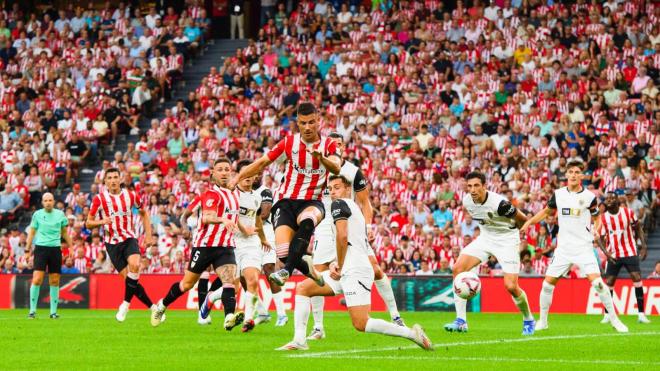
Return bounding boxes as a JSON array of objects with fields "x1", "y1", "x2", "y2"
[{"x1": 1, "y1": 310, "x2": 658, "y2": 370}]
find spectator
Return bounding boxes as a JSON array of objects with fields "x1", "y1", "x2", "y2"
[
  {"x1": 61, "y1": 257, "x2": 80, "y2": 275},
  {"x1": 0, "y1": 184, "x2": 23, "y2": 227},
  {"x1": 649, "y1": 261, "x2": 660, "y2": 279}
]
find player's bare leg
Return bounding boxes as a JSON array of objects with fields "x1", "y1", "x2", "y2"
[
  {"x1": 370, "y1": 256, "x2": 404, "y2": 326},
  {"x1": 444, "y1": 254, "x2": 482, "y2": 333},
  {"x1": 503, "y1": 273, "x2": 535, "y2": 335},
  {"x1": 261, "y1": 262, "x2": 286, "y2": 325},
  {"x1": 308, "y1": 263, "x2": 330, "y2": 340},
  {"x1": 152, "y1": 270, "x2": 201, "y2": 326},
  {"x1": 585, "y1": 273, "x2": 628, "y2": 332},
  {"x1": 347, "y1": 305, "x2": 432, "y2": 351},
  {"x1": 117, "y1": 254, "x2": 156, "y2": 322},
  {"x1": 204, "y1": 264, "x2": 244, "y2": 330},
  {"x1": 240, "y1": 266, "x2": 261, "y2": 332},
  {"x1": 270, "y1": 208, "x2": 324, "y2": 286}
]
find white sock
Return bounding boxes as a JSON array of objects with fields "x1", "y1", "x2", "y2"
[
  {"x1": 293, "y1": 295, "x2": 310, "y2": 344},
  {"x1": 310, "y1": 296, "x2": 324, "y2": 330},
  {"x1": 208, "y1": 288, "x2": 223, "y2": 303},
  {"x1": 273, "y1": 290, "x2": 286, "y2": 316},
  {"x1": 244, "y1": 291, "x2": 256, "y2": 321},
  {"x1": 255, "y1": 296, "x2": 268, "y2": 316},
  {"x1": 365, "y1": 318, "x2": 413, "y2": 339},
  {"x1": 592, "y1": 278, "x2": 617, "y2": 320},
  {"x1": 375, "y1": 275, "x2": 400, "y2": 319},
  {"x1": 513, "y1": 290, "x2": 534, "y2": 320},
  {"x1": 454, "y1": 294, "x2": 467, "y2": 321},
  {"x1": 539, "y1": 281, "x2": 555, "y2": 323}
]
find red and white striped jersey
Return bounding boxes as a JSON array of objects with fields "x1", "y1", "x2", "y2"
[
  {"x1": 266, "y1": 133, "x2": 339, "y2": 201},
  {"x1": 192, "y1": 186, "x2": 239, "y2": 248},
  {"x1": 90, "y1": 189, "x2": 142, "y2": 244},
  {"x1": 599, "y1": 207, "x2": 639, "y2": 259}
]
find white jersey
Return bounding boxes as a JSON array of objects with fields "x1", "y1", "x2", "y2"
[
  {"x1": 549, "y1": 187, "x2": 599, "y2": 254},
  {"x1": 235, "y1": 187, "x2": 261, "y2": 247},
  {"x1": 331, "y1": 198, "x2": 372, "y2": 276},
  {"x1": 318, "y1": 161, "x2": 366, "y2": 231},
  {"x1": 462, "y1": 191, "x2": 519, "y2": 241}
]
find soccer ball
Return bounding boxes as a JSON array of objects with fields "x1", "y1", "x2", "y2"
[{"x1": 453, "y1": 271, "x2": 481, "y2": 300}]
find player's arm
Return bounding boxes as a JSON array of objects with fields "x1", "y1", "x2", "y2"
[
  {"x1": 315, "y1": 153, "x2": 342, "y2": 174},
  {"x1": 521, "y1": 193, "x2": 557, "y2": 232},
  {"x1": 85, "y1": 197, "x2": 110, "y2": 229},
  {"x1": 230, "y1": 155, "x2": 272, "y2": 189},
  {"x1": 497, "y1": 199, "x2": 527, "y2": 229},
  {"x1": 139, "y1": 208, "x2": 154, "y2": 246},
  {"x1": 634, "y1": 219, "x2": 647, "y2": 261},
  {"x1": 353, "y1": 169, "x2": 374, "y2": 235},
  {"x1": 61, "y1": 226, "x2": 73, "y2": 249},
  {"x1": 332, "y1": 199, "x2": 352, "y2": 271},
  {"x1": 25, "y1": 226, "x2": 36, "y2": 249},
  {"x1": 255, "y1": 214, "x2": 271, "y2": 251},
  {"x1": 180, "y1": 208, "x2": 192, "y2": 232},
  {"x1": 259, "y1": 188, "x2": 273, "y2": 221}
]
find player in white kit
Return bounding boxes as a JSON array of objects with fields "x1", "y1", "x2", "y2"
[
  {"x1": 253, "y1": 178, "x2": 288, "y2": 326},
  {"x1": 444, "y1": 172, "x2": 536, "y2": 335},
  {"x1": 308, "y1": 133, "x2": 403, "y2": 340},
  {"x1": 277, "y1": 175, "x2": 432, "y2": 351},
  {"x1": 521, "y1": 161, "x2": 628, "y2": 333}
]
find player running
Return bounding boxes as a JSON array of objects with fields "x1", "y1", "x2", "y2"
[
  {"x1": 27, "y1": 193, "x2": 73, "y2": 319},
  {"x1": 444, "y1": 172, "x2": 535, "y2": 335},
  {"x1": 151, "y1": 159, "x2": 244, "y2": 330},
  {"x1": 277, "y1": 175, "x2": 433, "y2": 351},
  {"x1": 307, "y1": 133, "x2": 404, "y2": 341},
  {"x1": 86, "y1": 168, "x2": 158, "y2": 322},
  {"x1": 598, "y1": 191, "x2": 650, "y2": 324},
  {"x1": 521, "y1": 161, "x2": 628, "y2": 333},
  {"x1": 229, "y1": 102, "x2": 341, "y2": 287}
]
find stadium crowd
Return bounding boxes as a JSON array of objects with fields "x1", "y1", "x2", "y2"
[{"x1": 0, "y1": 0, "x2": 659, "y2": 279}]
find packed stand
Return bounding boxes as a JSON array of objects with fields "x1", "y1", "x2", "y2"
[
  {"x1": 2, "y1": 0, "x2": 659, "y2": 278},
  {"x1": 0, "y1": 1, "x2": 211, "y2": 274}
]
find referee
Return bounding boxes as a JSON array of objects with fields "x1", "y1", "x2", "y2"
[{"x1": 26, "y1": 193, "x2": 73, "y2": 319}]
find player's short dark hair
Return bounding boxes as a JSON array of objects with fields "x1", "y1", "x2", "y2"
[
  {"x1": 465, "y1": 171, "x2": 486, "y2": 185},
  {"x1": 566, "y1": 161, "x2": 585, "y2": 171},
  {"x1": 103, "y1": 168, "x2": 120, "y2": 180},
  {"x1": 236, "y1": 159, "x2": 251, "y2": 173},
  {"x1": 214, "y1": 158, "x2": 231, "y2": 167},
  {"x1": 297, "y1": 102, "x2": 317, "y2": 116},
  {"x1": 328, "y1": 132, "x2": 343, "y2": 139},
  {"x1": 329, "y1": 175, "x2": 350, "y2": 186}
]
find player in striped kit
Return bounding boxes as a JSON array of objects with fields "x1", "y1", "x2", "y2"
[
  {"x1": 229, "y1": 103, "x2": 341, "y2": 287},
  {"x1": 598, "y1": 192, "x2": 650, "y2": 324},
  {"x1": 522, "y1": 162, "x2": 628, "y2": 333},
  {"x1": 152, "y1": 159, "x2": 244, "y2": 330},
  {"x1": 307, "y1": 133, "x2": 404, "y2": 341},
  {"x1": 86, "y1": 168, "x2": 158, "y2": 322}
]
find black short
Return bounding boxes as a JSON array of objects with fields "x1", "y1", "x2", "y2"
[
  {"x1": 188, "y1": 247, "x2": 236, "y2": 274},
  {"x1": 605, "y1": 256, "x2": 641, "y2": 277},
  {"x1": 271, "y1": 199, "x2": 325, "y2": 231},
  {"x1": 105, "y1": 238, "x2": 140, "y2": 272},
  {"x1": 33, "y1": 246, "x2": 62, "y2": 274}
]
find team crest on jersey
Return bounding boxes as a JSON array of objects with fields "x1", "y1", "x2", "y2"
[{"x1": 206, "y1": 199, "x2": 215, "y2": 207}]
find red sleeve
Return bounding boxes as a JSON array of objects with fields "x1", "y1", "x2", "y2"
[
  {"x1": 187, "y1": 196, "x2": 201, "y2": 212},
  {"x1": 326, "y1": 138, "x2": 339, "y2": 157},
  {"x1": 132, "y1": 191, "x2": 142, "y2": 209},
  {"x1": 266, "y1": 136, "x2": 287, "y2": 162},
  {"x1": 200, "y1": 191, "x2": 221, "y2": 212},
  {"x1": 90, "y1": 195, "x2": 101, "y2": 216}
]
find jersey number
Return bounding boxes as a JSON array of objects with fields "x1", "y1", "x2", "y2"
[{"x1": 191, "y1": 250, "x2": 200, "y2": 268}]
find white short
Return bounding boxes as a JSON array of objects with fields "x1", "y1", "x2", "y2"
[
  {"x1": 235, "y1": 245, "x2": 263, "y2": 272},
  {"x1": 313, "y1": 232, "x2": 336, "y2": 265},
  {"x1": 545, "y1": 248, "x2": 601, "y2": 278},
  {"x1": 321, "y1": 270, "x2": 374, "y2": 307},
  {"x1": 461, "y1": 235, "x2": 520, "y2": 274}
]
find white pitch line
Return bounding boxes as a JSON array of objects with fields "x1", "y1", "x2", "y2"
[{"x1": 286, "y1": 331, "x2": 660, "y2": 358}]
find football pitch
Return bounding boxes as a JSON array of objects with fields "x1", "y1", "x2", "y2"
[{"x1": 1, "y1": 310, "x2": 658, "y2": 370}]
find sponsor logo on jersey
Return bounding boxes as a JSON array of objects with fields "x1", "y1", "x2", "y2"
[
  {"x1": 293, "y1": 163, "x2": 326, "y2": 175},
  {"x1": 561, "y1": 208, "x2": 582, "y2": 216},
  {"x1": 239, "y1": 206, "x2": 257, "y2": 217}
]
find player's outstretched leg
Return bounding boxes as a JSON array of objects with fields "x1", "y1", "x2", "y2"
[
  {"x1": 203, "y1": 265, "x2": 244, "y2": 331},
  {"x1": 503, "y1": 273, "x2": 535, "y2": 335},
  {"x1": 589, "y1": 275, "x2": 628, "y2": 333},
  {"x1": 271, "y1": 213, "x2": 324, "y2": 287},
  {"x1": 372, "y1": 262, "x2": 404, "y2": 326},
  {"x1": 444, "y1": 255, "x2": 481, "y2": 333},
  {"x1": 152, "y1": 272, "x2": 199, "y2": 327},
  {"x1": 241, "y1": 267, "x2": 262, "y2": 333}
]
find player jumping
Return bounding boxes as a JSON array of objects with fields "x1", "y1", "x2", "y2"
[
  {"x1": 86, "y1": 168, "x2": 158, "y2": 322},
  {"x1": 229, "y1": 102, "x2": 341, "y2": 287},
  {"x1": 521, "y1": 161, "x2": 628, "y2": 333},
  {"x1": 151, "y1": 159, "x2": 244, "y2": 330},
  {"x1": 444, "y1": 172, "x2": 535, "y2": 335},
  {"x1": 598, "y1": 192, "x2": 650, "y2": 324},
  {"x1": 277, "y1": 175, "x2": 433, "y2": 351},
  {"x1": 307, "y1": 133, "x2": 404, "y2": 341}
]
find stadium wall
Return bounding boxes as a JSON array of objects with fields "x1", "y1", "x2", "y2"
[{"x1": 1, "y1": 275, "x2": 658, "y2": 315}]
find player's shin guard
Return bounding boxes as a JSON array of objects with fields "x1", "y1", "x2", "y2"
[
  {"x1": 365, "y1": 318, "x2": 414, "y2": 338},
  {"x1": 163, "y1": 282, "x2": 185, "y2": 307},
  {"x1": 29, "y1": 284, "x2": 40, "y2": 313},
  {"x1": 310, "y1": 296, "x2": 324, "y2": 330},
  {"x1": 284, "y1": 219, "x2": 315, "y2": 276},
  {"x1": 592, "y1": 278, "x2": 617, "y2": 319},
  {"x1": 221, "y1": 284, "x2": 236, "y2": 315},
  {"x1": 49, "y1": 286, "x2": 59, "y2": 315},
  {"x1": 539, "y1": 281, "x2": 555, "y2": 323},
  {"x1": 273, "y1": 290, "x2": 286, "y2": 316},
  {"x1": 294, "y1": 295, "x2": 311, "y2": 344},
  {"x1": 198, "y1": 278, "x2": 209, "y2": 310},
  {"x1": 375, "y1": 275, "x2": 400, "y2": 320},
  {"x1": 454, "y1": 295, "x2": 467, "y2": 321},
  {"x1": 244, "y1": 291, "x2": 256, "y2": 320},
  {"x1": 513, "y1": 290, "x2": 534, "y2": 320},
  {"x1": 124, "y1": 272, "x2": 140, "y2": 303},
  {"x1": 634, "y1": 282, "x2": 645, "y2": 314},
  {"x1": 135, "y1": 284, "x2": 153, "y2": 308}
]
